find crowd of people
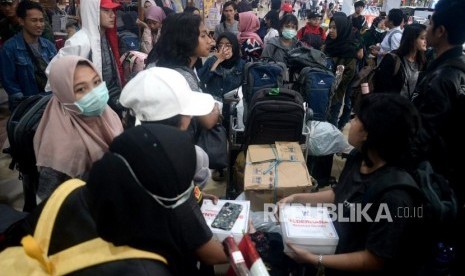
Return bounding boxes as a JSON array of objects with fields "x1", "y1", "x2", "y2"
[{"x1": 0, "y1": 0, "x2": 464, "y2": 275}]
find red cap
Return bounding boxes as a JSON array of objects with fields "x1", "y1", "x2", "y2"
[
  {"x1": 100, "y1": 0, "x2": 120, "y2": 9},
  {"x1": 282, "y1": 3, "x2": 293, "y2": 13}
]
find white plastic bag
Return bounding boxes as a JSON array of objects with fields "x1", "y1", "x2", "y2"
[{"x1": 307, "y1": 121, "x2": 349, "y2": 156}]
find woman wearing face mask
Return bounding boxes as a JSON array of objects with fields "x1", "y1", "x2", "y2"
[
  {"x1": 261, "y1": 13, "x2": 300, "y2": 63},
  {"x1": 33, "y1": 56, "x2": 123, "y2": 201}
]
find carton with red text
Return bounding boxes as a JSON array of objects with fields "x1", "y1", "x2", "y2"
[
  {"x1": 201, "y1": 200, "x2": 250, "y2": 243},
  {"x1": 280, "y1": 205, "x2": 339, "y2": 254}
]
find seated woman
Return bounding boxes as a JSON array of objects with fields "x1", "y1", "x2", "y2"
[
  {"x1": 280, "y1": 94, "x2": 425, "y2": 275},
  {"x1": 372, "y1": 23, "x2": 427, "y2": 99},
  {"x1": 33, "y1": 56, "x2": 123, "y2": 201},
  {"x1": 261, "y1": 13, "x2": 300, "y2": 63},
  {"x1": 198, "y1": 32, "x2": 245, "y2": 100},
  {"x1": 18, "y1": 124, "x2": 228, "y2": 275}
]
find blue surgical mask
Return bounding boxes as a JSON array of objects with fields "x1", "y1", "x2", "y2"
[
  {"x1": 282, "y1": 28, "x2": 297, "y2": 40},
  {"x1": 375, "y1": 27, "x2": 386, "y2": 33},
  {"x1": 75, "y1": 82, "x2": 109, "y2": 116}
]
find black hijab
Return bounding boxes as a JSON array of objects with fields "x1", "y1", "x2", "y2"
[
  {"x1": 86, "y1": 124, "x2": 204, "y2": 275},
  {"x1": 216, "y1": 31, "x2": 241, "y2": 69},
  {"x1": 324, "y1": 13, "x2": 357, "y2": 58}
]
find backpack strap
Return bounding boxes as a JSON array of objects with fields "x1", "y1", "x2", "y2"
[
  {"x1": 49, "y1": 238, "x2": 167, "y2": 275},
  {"x1": 33, "y1": 179, "x2": 85, "y2": 252},
  {"x1": 387, "y1": 29, "x2": 402, "y2": 50},
  {"x1": 363, "y1": 168, "x2": 420, "y2": 204}
]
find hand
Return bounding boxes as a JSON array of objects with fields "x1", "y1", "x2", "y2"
[
  {"x1": 370, "y1": 45, "x2": 380, "y2": 56},
  {"x1": 136, "y1": 18, "x2": 148, "y2": 28},
  {"x1": 275, "y1": 194, "x2": 295, "y2": 221},
  {"x1": 285, "y1": 243, "x2": 314, "y2": 264},
  {"x1": 202, "y1": 192, "x2": 219, "y2": 204},
  {"x1": 215, "y1": 46, "x2": 232, "y2": 62}
]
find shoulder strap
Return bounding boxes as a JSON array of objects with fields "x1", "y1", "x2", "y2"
[
  {"x1": 387, "y1": 52, "x2": 402, "y2": 76},
  {"x1": 50, "y1": 238, "x2": 167, "y2": 275},
  {"x1": 363, "y1": 168, "x2": 420, "y2": 204},
  {"x1": 34, "y1": 179, "x2": 85, "y2": 253},
  {"x1": 387, "y1": 29, "x2": 402, "y2": 50}
]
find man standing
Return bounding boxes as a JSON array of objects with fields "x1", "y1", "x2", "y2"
[
  {"x1": 0, "y1": 0, "x2": 56, "y2": 110},
  {"x1": 46, "y1": 0, "x2": 124, "y2": 116},
  {"x1": 412, "y1": 0, "x2": 465, "y2": 273}
]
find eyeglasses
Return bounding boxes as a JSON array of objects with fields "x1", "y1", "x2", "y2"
[{"x1": 218, "y1": 43, "x2": 232, "y2": 48}]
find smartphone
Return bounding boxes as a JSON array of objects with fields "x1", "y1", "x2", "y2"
[{"x1": 211, "y1": 202, "x2": 243, "y2": 231}]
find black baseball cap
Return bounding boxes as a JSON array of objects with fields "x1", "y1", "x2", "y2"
[{"x1": 307, "y1": 12, "x2": 323, "y2": 19}]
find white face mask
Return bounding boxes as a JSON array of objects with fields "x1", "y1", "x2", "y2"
[{"x1": 113, "y1": 153, "x2": 194, "y2": 209}]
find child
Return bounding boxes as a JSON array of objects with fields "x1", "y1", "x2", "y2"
[{"x1": 297, "y1": 12, "x2": 326, "y2": 50}]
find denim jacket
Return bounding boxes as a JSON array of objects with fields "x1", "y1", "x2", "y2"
[
  {"x1": 197, "y1": 56, "x2": 245, "y2": 99},
  {"x1": 0, "y1": 33, "x2": 57, "y2": 98}
]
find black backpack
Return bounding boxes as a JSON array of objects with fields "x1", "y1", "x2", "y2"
[
  {"x1": 6, "y1": 93, "x2": 52, "y2": 211},
  {"x1": 242, "y1": 60, "x2": 287, "y2": 122},
  {"x1": 365, "y1": 161, "x2": 457, "y2": 227},
  {"x1": 244, "y1": 88, "x2": 305, "y2": 146},
  {"x1": 364, "y1": 161, "x2": 458, "y2": 274}
]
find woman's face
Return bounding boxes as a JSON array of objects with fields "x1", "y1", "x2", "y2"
[
  {"x1": 328, "y1": 21, "x2": 337, "y2": 40},
  {"x1": 147, "y1": 19, "x2": 161, "y2": 32},
  {"x1": 195, "y1": 23, "x2": 214, "y2": 58},
  {"x1": 217, "y1": 37, "x2": 232, "y2": 52},
  {"x1": 73, "y1": 64, "x2": 102, "y2": 101},
  {"x1": 415, "y1": 30, "x2": 427, "y2": 52},
  {"x1": 348, "y1": 116, "x2": 367, "y2": 149},
  {"x1": 144, "y1": 1, "x2": 152, "y2": 9}
]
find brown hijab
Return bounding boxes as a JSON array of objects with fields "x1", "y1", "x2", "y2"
[{"x1": 33, "y1": 56, "x2": 123, "y2": 177}]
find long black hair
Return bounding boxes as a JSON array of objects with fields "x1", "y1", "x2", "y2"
[
  {"x1": 147, "y1": 13, "x2": 201, "y2": 67},
  {"x1": 395, "y1": 23, "x2": 426, "y2": 68}
]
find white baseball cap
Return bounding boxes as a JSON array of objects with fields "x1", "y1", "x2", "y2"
[{"x1": 120, "y1": 67, "x2": 215, "y2": 122}]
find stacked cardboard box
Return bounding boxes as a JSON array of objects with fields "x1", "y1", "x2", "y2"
[{"x1": 244, "y1": 142, "x2": 313, "y2": 211}]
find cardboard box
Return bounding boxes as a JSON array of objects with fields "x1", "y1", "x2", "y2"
[
  {"x1": 244, "y1": 142, "x2": 313, "y2": 211},
  {"x1": 281, "y1": 205, "x2": 339, "y2": 255},
  {"x1": 201, "y1": 200, "x2": 250, "y2": 243}
]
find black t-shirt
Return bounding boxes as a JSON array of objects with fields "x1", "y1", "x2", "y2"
[{"x1": 328, "y1": 152, "x2": 424, "y2": 276}]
